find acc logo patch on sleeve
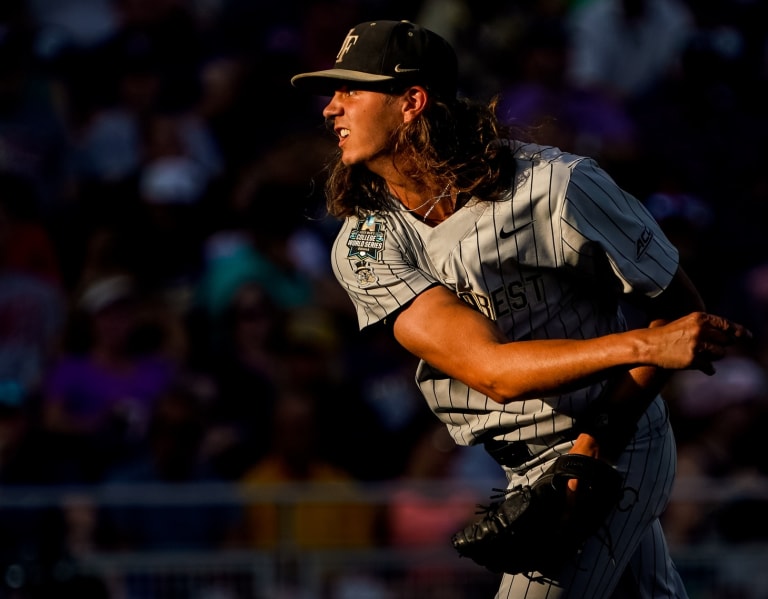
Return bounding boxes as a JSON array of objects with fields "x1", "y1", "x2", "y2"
[
  {"x1": 347, "y1": 215, "x2": 386, "y2": 288},
  {"x1": 636, "y1": 225, "x2": 654, "y2": 260}
]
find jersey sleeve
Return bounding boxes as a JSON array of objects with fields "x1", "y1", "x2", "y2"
[
  {"x1": 560, "y1": 158, "x2": 679, "y2": 297},
  {"x1": 331, "y1": 212, "x2": 438, "y2": 330}
]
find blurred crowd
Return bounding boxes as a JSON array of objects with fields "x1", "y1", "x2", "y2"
[{"x1": 0, "y1": 0, "x2": 767, "y2": 596}]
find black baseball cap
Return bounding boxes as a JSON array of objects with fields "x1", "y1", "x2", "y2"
[{"x1": 291, "y1": 20, "x2": 458, "y2": 99}]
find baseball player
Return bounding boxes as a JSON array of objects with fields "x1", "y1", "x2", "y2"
[{"x1": 290, "y1": 20, "x2": 750, "y2": 598}]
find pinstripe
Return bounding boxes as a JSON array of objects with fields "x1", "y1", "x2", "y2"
[
  {"x1": 331, "y1": 143, "x2": 687, "y2": 597},
  {"x1": 494, "y1": 399, "x2": 686, "y2": 598},
  {"x1": 563, "y1": 168, "x2": 677, "y2": 287},
  {"x1": 332, "y1": 143, "x2": 678, "y2": 445}
]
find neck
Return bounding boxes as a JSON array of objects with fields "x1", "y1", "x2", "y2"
[{"x1": 388, "y1": 180, "x2": 455, "y2": 224}]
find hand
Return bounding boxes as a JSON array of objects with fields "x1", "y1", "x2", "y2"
[
  {"x1": 645, "y1": 312, "x2": 751, "y2": 375},
  {"x1": 567, "y1": 433, "x2": 602, "y2": 492}
]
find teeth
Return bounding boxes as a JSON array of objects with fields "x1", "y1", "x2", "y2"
[{"x1": 340, "y1": 128, "x2": 350, "y2": 138}]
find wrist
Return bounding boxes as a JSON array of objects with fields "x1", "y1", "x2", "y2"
[{"x1": 570, "y1": 433, "x2": 601, "y2": 458}]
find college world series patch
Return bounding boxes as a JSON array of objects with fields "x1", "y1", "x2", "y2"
[{"x1": 346, "y1": 215, "x2": 385, "y2": 288}]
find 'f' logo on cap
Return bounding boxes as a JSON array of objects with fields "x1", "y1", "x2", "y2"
[{"x1": 336, "y1": 30, "x2": 358, "y2": 63}]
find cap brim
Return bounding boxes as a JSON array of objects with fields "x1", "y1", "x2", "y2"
[{"x1": 291, "y1": 69, "x2": 396, "y2": 96}]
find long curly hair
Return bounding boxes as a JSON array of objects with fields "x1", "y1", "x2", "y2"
[{"x1": 323, "y1": 95, "x2": 523, "y2": 218}]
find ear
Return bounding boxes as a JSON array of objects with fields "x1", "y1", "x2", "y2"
[{"x1": 401, "y1": 86, "x2": 429, "y2": 123}]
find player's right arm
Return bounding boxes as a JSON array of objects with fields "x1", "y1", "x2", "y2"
[
  {"x1": 391, "y1": 281, "x2": 750, "y2": 405},
  {"x1": 568, "y1": 266, "x2": 716, "y2": 461}
]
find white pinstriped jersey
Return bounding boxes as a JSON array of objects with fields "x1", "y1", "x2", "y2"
[{"x1": 331, "y1": 143, "x2": 679, "y2": 449}]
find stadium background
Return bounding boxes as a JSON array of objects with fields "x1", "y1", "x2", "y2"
[{"x1": 0, "y1": 1, "x2": 767, "y2": 597}]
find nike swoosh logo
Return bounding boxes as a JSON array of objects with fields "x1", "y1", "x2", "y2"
[
  {"x1": 394, "y1": 64, "x2": 419, "y2": 73},
  {"x1": 499, "y1": 220, "x2": 534, "y2": 239}
]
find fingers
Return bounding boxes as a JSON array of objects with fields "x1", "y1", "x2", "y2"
[
  {"x1": 703, "y1": 313, "x2": 752, "y2": 342},
  {"x1": 727, "y1": 321, "x2": 752, "y2": 341},
  {"x1": 657, "y1": 312, "x2": 751, "y2": 375},
  {"x1": 691, "y1": 314, "x2": 750, "y2": 352},
  {"x1": 644, "y1": 312, "x2": 750, "y2": 377},
  {"x1": 691, "y1": 313, "x2": 752, "y2": 375}
]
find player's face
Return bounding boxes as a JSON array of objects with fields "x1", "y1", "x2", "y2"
[{"x1": 322, "y1": 87, "x2": 404, "y2": 171}]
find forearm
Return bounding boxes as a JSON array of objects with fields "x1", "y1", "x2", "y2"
[
  {"x1": 462, "y1": 331, "x2": 662, "y2": 403},
  {"x1": 571, "y1": 364, "x2": 668, "y2": 460},
  {"x1": 393, "y1": 284, "x2": 748, "y2": 404},
  {"x1": 474, "y1": 269, "x2": 714, "y2": 402},
  {"x1": 398, "y1": 314, "x2": 724, "y2": 403}
]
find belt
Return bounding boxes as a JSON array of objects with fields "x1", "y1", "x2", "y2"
[
  {"x1": 484, "y1": 432, "x2": 577, "y2": 469},
  {"x1": 484, "y1": 439, "x2": 532, "y2": 468}
]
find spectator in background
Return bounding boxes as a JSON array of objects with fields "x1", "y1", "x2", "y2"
[
  {"x1": 386, "y1": 423, "x2": 494, "y2": 598},
  {"x1": 0, "y1": 19, "x2": 73, "y2": 218},
  {"x1": 662, "y1": 344, "x2": 768, "y2": 547},
  {"x1": 0, "y1": 383, "x2": 49, "y2": 485},
  {"x1": 0, "y1": 386, "x2": 75, "y2": 597},
  {"x1": 60, "y1": 0, "x2": 210, "y2": 189},
  {"x1": 565, "y1": 0, "x2": 695, "y2": 103},
  {"x1": 416, "y1": 0, "x2": 572, "y2": 98},
  {"x1": 198, "y1": 279, "x2": 283, "y2": 480},
  {"x1": 626, "y1": 2, "x2": 768, "y2": 277},
  {"x1": 132, "y1": 105, "x2": 220, "y2": 307},
  {"x1": 40, "y1": 274, "x2": 179, "y2": 482},
  {"x1": 196, "y1": 227, "x2": 313, "y2": 322},
  {"x1": 240, "y1": 378, "x2": 381, "y2": 551},
  {"x1": 387, "y1": 420, "x2": 479, "y2": 546},
  {"x1": 337, "y1": 321, "x2": 430, "y2": 481},
  {"x1": 496, "y1": 17, "x2": 639, "y2": 174},
  {"x1": 49, "y1": 0, "x2": 221, "y2": 295},
  {"x1": 98, "y1": 380, "x2": 242, "y2": 552},
  {"x1": 93, "y1": 380, "x2": 243, "y2": 599},
  {"x1": 0, "y1": 174, "x2": 67, "y2": 404},
  {"x1": 0, "y1": 171, "x2": 64, "y2": 287}
]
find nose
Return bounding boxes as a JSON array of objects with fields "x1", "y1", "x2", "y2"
[{"x1": 322, "y1": 93, "x2": 342, "y2": 118}]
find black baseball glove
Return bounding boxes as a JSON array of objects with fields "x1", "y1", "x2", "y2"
[{"x1": 451, "y1": 453, "x2": 624, "y2": 578}]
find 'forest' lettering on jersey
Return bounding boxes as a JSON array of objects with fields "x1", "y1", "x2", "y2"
[{"x1": 459, "y1": 273, "x2": 545, "y2": 319}]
